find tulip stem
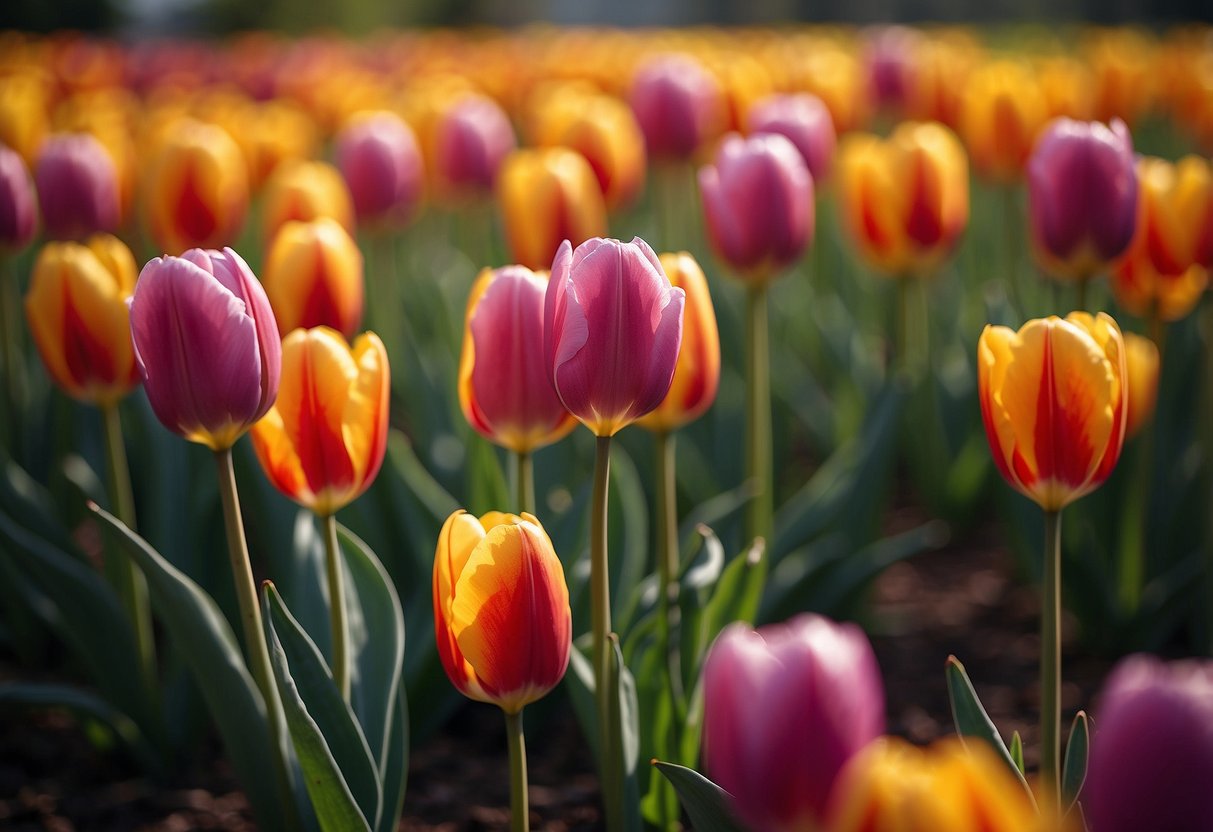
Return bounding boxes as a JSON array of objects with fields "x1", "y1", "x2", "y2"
[
  {"x1": 0, "y1": 253, "x2": 23, "y2": 447},
  {"x1": 100, "y1": 402, "x2": 156, "y2": 693},
  {"x1": 1076, "y1": 277, "x2": 1089, "y2": 312},
  {"x1": 1117, "y1": 425, "x2": 1154, "y2": 617},
  {"x1": 322, "y1": 512, "x2": 351, "y2": 702},
  {"x1": 654, "y1": 430, "x2": 685, "y2": 715},
  {"x1": 505, "y1": 708, "x2": 529, "y2": 832},
  {"x1": 745, "y1": 283, "x2": 773, "y2": 547},
  {"x1": 1040, "y1": 508, "x2": 1063, "y2": 804},
  {"x1": 512, "y1": 450, "x2": 535, "y2": 516},
  {"x1": 591, "y1": 433, "x2": 622, "y2": 830}
]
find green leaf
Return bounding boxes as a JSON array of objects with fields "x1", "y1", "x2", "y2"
[
  {"x1": 608, "y1": 635, "x2": 643, "y2": 832},
  {"x1": 375, "y1": 686, "x2": 409, "y2": 832},
  {"x1": 946, "y1": 656, "x2": 1031, "y2": 795},
  {"x1": 1010, "y1": 730, "x2": 1025, "y2": 774},
  {"x1": 1062, "y1": 710, "x2": 1089, "y2": 812},
  {"x1": 652, "y1": 761, "x2": 746, "y2": 832},
  {"x1": 264, "y1": 584, "x2": 382, "y2": 829},
  {"x1": 466, "y1": 436, "x2": 509, "y2": 517},
  {"x1": 385, "y1": 432, "x2": 459, "y2": 522}
]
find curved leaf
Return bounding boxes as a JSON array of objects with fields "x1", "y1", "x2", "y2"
[
  {"x1": 946, "y1": 655, "x2": 1032, "y2": 798},
  {"x1": 1062, "y1": 710, "x2": 1089, "y2": 812},
  {"x1": 652, "y1": 761, "x2": 746, "y2": 832}
]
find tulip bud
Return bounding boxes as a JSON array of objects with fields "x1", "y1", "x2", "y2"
[
  {"x1": 262, "y1": 218, "x2": 363, "y2": 339},
  {"x1": 334, "y1": 111, "x2": 424, "y2": 230},
  {"x1": 1027, "y1": 118, "x2": 1138, "y2": 281},
  {"x1": 863, "y1": 26, "x2": 921, "y2": 114},
  {"x1": 978, "y1": 311, "x2": 1127, "y2": 511},
  {"x1": 746, "y1": 92, "x2": 837, "y2": 184},
  {"x1": 433, "y1": 510, "x2": 571, "y2": 714},
  {"x1": 0, "y1": 144, "x2": 37, "y2": 251},
  {"x1": 261, "y1": 160, "x2": 355, "y2": 244},
  {"x1": 35, "y1": 133, "x2": 120, "y2": 241},
  {"x1": 959, "y1": 60, "x2": 1048, "y2": 184},
  {"x1": 129, "y1": 247, "x2": 280, "y2": 451},
  {"x1": 699, "y1": 132, "x2": 815, "y2": 283},
  {"x1": 1084, "y1": 655, "x2": 1213, "y2": 832},
  {"x1": 24, "y1": 234, "x2": 140, "y2": 406},
  {"x1": 636, "y1": 252, "x2": 720, "y2": 432},
  {"x1": 628, "y1": 54, "x2": 726, "y2": 162},
  {"x1": 1122, "y1": 333, "x2": 1160, "y2": 440},
  {"x1": 251, "y1": 328, "x2": 388, "y2": 516},
  {"x1": 459, "y1": 266, "x2": 577, "y2": 454},
  {"x1": 434, "y1": 94, "x2": 516, "y2": 202},
  {"x1": 702, "y1": 614, "x2": 885, "y2": 831},
  {"x1": 544, "y1": 236, "x2": 685, "y2": 437},
  {"x1": 498, "y1": 147, "x2": 607, "y2": 271}
]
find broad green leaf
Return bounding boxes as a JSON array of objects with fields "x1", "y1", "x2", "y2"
[
  {"x1": 1062, "y1": 711, "x2": 1089, "y2": 812},
  {"x1": 652, "y1": 761, "x2": 746, "y2": 832},
  {"x1": 946, "y1": 656, "x2": 1032, "y2": 796}
]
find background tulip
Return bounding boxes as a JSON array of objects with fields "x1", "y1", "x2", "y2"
[
  {"x1": 334, "y1": 110, "x2": 424, "y2": 230},
  {"x1": 746, "y1": 92, "x2": 837, "y2": 184},
  {"x1": 434, "y1": 93, "x2": 516, "y2": 201},
  {"x1": 262, "y1": 217, "x2": 364, "y2": 339},
  {"x1": 1122, "y1": 332, "x2": 1159, "y2": 440},
  {"x1": 498, "y1": 147, "x2": 607, "y2": 271},
  {"x1": 130, "y1": 247, "x2": 280, "y2": 451},
  {"x1": 628, "y1": 53, "x2": 726, "y2": 161},
  {"x1": 544, "y1": 236, "x2": 684, "y2": 437},
  {"x1": 1133, "y1": 155, "x2": 1213, "y2": 276},
  {"x1": 699, "y1": 132, "x2": 815, "y2": 282},
  {"x1": 959, "y1": 60, "x2": 1048, "y2": 183},
  {"x1": 260, "y1": 159, "x2": 355, "y2": 243},
  {"x1": 702, "y1": 614, "x2": 885, "y2": 832},
  {"x1": 1084, "y1": 655, "x2": 1213, "y2": 832},
  {"x1": 433, "y1": 510, "x2": 571, "y2": 714},
  {"x1": 35, "y1": 133, "x2": 120, "y2": 241},
  {"x1": 0, "y1": 143, "x2": 37, "y2": 251},
  {"x1": 1112, "y1": 254, "x2": 1208, "y2": 324},
  {"x1": 25, "y1": 234, "x2": 139, "y2": 405}
]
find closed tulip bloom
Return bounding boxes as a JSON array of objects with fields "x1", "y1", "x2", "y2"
[
  {"x1": 261, "y1": 160, "x2": 355, "y2": 243},
  {"x1": 434, "y1": 94, "x2": 516, "y2": 201},
  {"x1": 864, "y1": 26, "x2": 920, "y2": 114},
  {"x1": 959, "y1": 60, "x2": 1048, "y2": 184},
  {"x1": 145, "y1": 119, "x2": 249, "y2": 254},
  {"x1": 1134, "y1": 155, "x2": 1213, "y2": 275},
  {"x1": 433, "y1": 510, "x2": 571, "y2": 714},
  {"x1": 35, "y1": 133, "x2": 120, "y2": 241},
  {"x1": 129, "y1": 247, "x2": 280, "y2": 451},
  {"x1": 0, "y1": 144, "x2": 37, "y2": 251},
  {"x1": 334, "y1": 111, "x2": 424, "y2": 229},
  {"x1": 263, "y1": 218, "x2": 363, "y2": 339},
  {"x1": 746, "y1": 93, "x2": 837, "y2": 184},
  {"x1": 699, "y1": 132, "x2": 815, "y2": 282},
  {"x1": 702, "y1": 614, "x2": 885, "y2": 832},
  {"x1": 251, "y1": 328, "x2": 388, "y2": 516},
  {"x1": 837, "y1": 121, "x2": 969, "y2": 276},
  {"x1": 1027, "y1": 118, "x2": 1138, "y2": 281},
  {"x1": 498, "y1": 147, "x2": 607, "y2": 271},
  {"x1": 459, "y1": 266, "x2": 577, "y2": 454},
  {"x1": 24, "y1": 234, "x2": 139, "y2": 406},
  {"x1": 544, "y1": 236, "x2": 685, "y2": 437},
  {"x1": 636, "y1": 252, "x2": 720, "y2": 432},
  {"x1": 1112, "y1": 253, "x2": 1208, "y2": 324},
  {"x1": 628, "y1": 53, "x2": 726, "y2": 161},
  {"x1": 1122, "y1": 333, "x2": 1160, "y2": 440},
  {"x1": 540, "y1": 93, "x2": 647, "y2": 212},
  {"x1": 1084, "y1": 655, "x2": 1213, "y2": 832},
  {"x1": 978, "y1": 312, "x2": 1127, "y2": 511}
]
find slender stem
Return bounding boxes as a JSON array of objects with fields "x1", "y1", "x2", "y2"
[
  {"x1": 0, "y1": 253, "x2": 23, "y2": 446},
  {"x1": 505, "y1": 708, "x2": 529, "y2": 832},
  {"x1": 1076, "y1": 276, "x2": 1088, "y2": 312},
  {"x1": 1117, "y1": 425, "x2": 1154, "y2": 616},
  {"x1": 745, "y1": 283, "x2": 773, "y2": 547},
  {"x1": 1003, "y1": 185, "x2": 1025, "y2": 315},
  {"x1": 512, "y1": 450, "x2": 535, "y2": 516},
  {"x1": 1040, "y1": 509, "x2": 1063, "y2": 803},
  {"x1": 654, "y1": 430, "x2": 684, "y2": 714},
  {"x1": 322, "y1": 512, "x2": 351, "y2": 702},
  {"x1": 591, "y1": 434, "x2": 622, "y2": 831},
  {"x1": 370, "y1": 233, "x2": 402, "y2": 372},
  {"x1": 895, "y1": 277, "x2": 909, "y2": 375},
  {"x1": 657, "y1": 163, "x2": 681, "y2": 252},
  {"x1": 1203, "y1": 298, "x2": 1213, "y2": 654}
]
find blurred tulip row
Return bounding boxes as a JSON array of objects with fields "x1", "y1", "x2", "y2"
[{"x1": 2, "y1": 19, "x2": 1213, "y2": 832}]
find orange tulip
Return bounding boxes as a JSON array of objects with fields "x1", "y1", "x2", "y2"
[
  {"x1": 1111, "y1": 257, "x2": 1207, "y2": 324},
  {"x1": 262, "y1": 218, "x2": 364, "y2": 340},
  {"x1": 1085, "y1": 29, "x2": 1156, "y2": 127},
  {"x1": 978, "y1": 312, "x2": 1127, "y2": 511},
  {"x1": 243, "y1": 100, "x2": 318, "y2": 190},
  {"x1": 261, "y1": 160, "x2": 355, "y2": 244},
  {"x1": 1122, "y1": 333, "x2": 1160, "y2": 440},
  {"x1": 959, "y1": 60, "x2": 1048, "y2": 184},
  {"x1": 250, "y1": 327, "x2": 389, "y2": 516},
  {"x1": 433, "y1": 510, "x2": 571, "y2": 714},
  {"x1": 636, "y1": 252, "x2": 720, "y2": 432},
  {"x1": 497, "y1": 147, "x2": 607, "y2": 270},
  {"x1": 24, "y1": 234, "x2": 140, "y2": 406},
  {"x1": 837, "y1": 121, "x2": 969, "y2": 276}
]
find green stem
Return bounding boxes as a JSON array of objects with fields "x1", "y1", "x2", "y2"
[
  {"x1": 1040, "y1": 509, "x2": 1063, "y2": 803},
  {"x1": 1, "y1": 253, "x2": 23, "y2": 446},
  {"x1": 512, "y1": 450, "x2": 535, "y2": 516},
  {"x1": 591, "y1": 434, "x2": 622, "y2": 830},
  {"x1": 656, "y1": 164, "x2": 682, "y2": 252},
  {"x1": 654, "y1": 430, "x2": 684, "y2": 714},
  {"x1": 1117, "y1": 426, "x2": 1154, "y2": 616},
  {"x1": 505, "y1": 708, "x2": 529, "y2": 832},
  {"x1": 1003, "y1": 185, "x2": 1025, "y2": 315},
  {"x1": 895, "y1": 277, "x2": 909, "y2": 375},
  {"x1": 370, "y1": 233, "x2": 403, "y2": 372},
  {"x1": 101, "y1": 402, "x2": 156, "y2": 692},
  {"x1": 1076, "y1": 276, "x2": 1088, "y2": 312},
  {"x1": 745, "y1": 283, "x2": 773, "y2": 547},
  {"x1": 322, "y1": 512, "x2": 351, "y2": 702}
]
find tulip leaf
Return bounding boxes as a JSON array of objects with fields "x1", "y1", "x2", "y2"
[
  {"x1": 375, "y1": 685, "x2": 409, "y2": 832},
  {"x1": 946, "y1": 656, "x2": 1032, "y2": 795},
  {"x1": 608, "y1": 635, "x2": 643, "y2": 832},
  {"x1": 1010, "y1": 730, "x2": 1025, "y2": 774},
  {"x1": 385, "y1": 431, "x2": 459, "y2": 522},
  {"x1": 1062, "y1": 711, "x2": 1089, "y2": 812},
  {"x1": 263, "y1": 584, "x2": 382, "y2": 830},
  {"x1": 466, "y1": 436, "x2": 509, "y2": 518},
  {"x1": 652, "y1": 761, "x2": 747, "y2": 832}
]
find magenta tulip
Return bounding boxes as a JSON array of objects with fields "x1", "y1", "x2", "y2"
[
  {"x1": 746, "y1": 93, "x2": 837, "y2": 183},
  {"x1": 703, "y1": 614, "x2": 885, "y2": 832},
  {"x1": 435, "y1": 95, "x2": 517, "y2": 199},
  {"x1": 699, "y1": 132, "x2": 815, "y2": 282},
  {"x1": 863, "y1": 26, "x2": 920, "y2": 113},
  {"x1": 129, "y1": 247, "x2": 281, "y2": 451},
  {"x1": 334, "y1": 112, "x2": 424, "y2": 229},
  {"x1": 628, "y1": 54, "x2": 725, "y2": 161},
  {"x1": 1084, "y1": 654, "x2": 1213, "y2": 832},
  {"x1": 0, "y1": 144, "x2": 36, "y2": 251},
  {"x1": 543, "y1": 236, "x2": 684, "y2": 437},
  {"x1": 1027, "y1": 117, "x2": 1139, "y2": 280},
  {"x1": 34, "y1": 133, "x2": 120, "y2": 241}
]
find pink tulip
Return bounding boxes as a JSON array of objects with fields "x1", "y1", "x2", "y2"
[
  {"x1": 435, "y1": 95, "x2": 517, "y2": 198},
  {"x1": 0, "y1": 145, "x2": 37, "y2": 251},
  {"x1": 703, "y1": 614, "x2": 885, "y2": 832},
  {"x1": 34, "y1": 133, "x2": 120, "y2": 241},
  {"x1": 1084, "y1": 654, "x2": 1213, "y2": 832},
  {"x1": 746, "y1": 93, "x2": 837, "y2": 183},
  {"x1": 334, "y1": 112, "x2": 424, "y2": 229},
  {"x1": 130, "y1": 247, "x2": 281, "y2": 451},
  {"x1": 699, "y1": 132, "x2": 815, "y2": 281},
  {"x1": 628, "y1": 54, "x2": 725, "y2": 161},
  {"x1": 543, "y1": 237, "x2": 685, "y2": 437},
  {"x1": 864, "y1": 26, "x2": 920, "y2": 112}
]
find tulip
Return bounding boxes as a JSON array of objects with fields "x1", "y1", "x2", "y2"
[
  {"x1": 1026, "y1": 118, "x2": 1138, "y2": 286},
  {"x1": 1133, "y1": 156, "x2": 1213, "y2": 276},
  {"x1": 243, "y1": 100, "x2": 318, "y2": 190},
  {"x1": 745, "y1": 93, "x2": 837, "y2": 184},
  {"x1": 959, "y1": 60, "x2": 1048, "y2": 184},
  {"x1": 334, "y1": 110, "x2": 424, "y2": 230},
  {"x1": 261, "y1": 160, "x2": 355, "y2": 243},
  {"x1": 903, "y1": 33, "x2": 982, "y2": 129},
  {"x1": 498, "y1": 147, "x2": 607, "y2": 271},
  {"x1": 709, "y1": 53, "x2": 774, "y2": 135},
  {"x1": 1036, "y1": 56, "x2": 1094, "y2": 122},
  {"x1": 699, "y1": 132, "x2": 815, "y2": 283},
  {"x1": 0, "y1": 144, "x2": 37, "y2": 251},
  {"x1": 145, "y1": 119, "x2": 249, "y2": 254},
  {"x1": 34, "y1": 133, "x2": 120, "y2": 241},
  {"x1": 262, "y1": 218, "x2": 364, "y2": 340},
  {"x1": 24, "y1": 234, "x2": 140, "y2": 406},
  {"x1": 628, "y1": 53, "x2": 726, "y2": 161},
  {"x1": 863, "y1": 26, "x2": 920, "y2": 114},
  {"x1": 434, "y1": 93, "x2": 517, "y2": 202},
  {"x1": 1123, "y1": 333, "x2": 1160, "y2": 440},
  {"x1": 1111, "y1": 255, "x2": 1208, "y2": 325},
  {"x1": 129, "y1": 247, "x2": 280, "y2": 452},
  {"x1": 702, "y1": 614, "x2": 885, "y2": 831},
  {"x1": 0, "y1": 70, "x2": 50, "y2": 165},
  {"x1": 1084, "y1": 655, "x2": 1213, "y2": 832}
]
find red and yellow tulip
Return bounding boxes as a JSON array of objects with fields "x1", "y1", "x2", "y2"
[
  {"x1": 262, "y1": 218, "x2": 364, "y2": 340},
  {"x1": 260, "y1": 160, "x2": 355, "y2": 244},
  {"x1": 959, "y1": 60, "x2": 1048, "y2": 184},
  {"x1": 1123, "y1": 332, "x2": 1160, "y2": 440}
]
